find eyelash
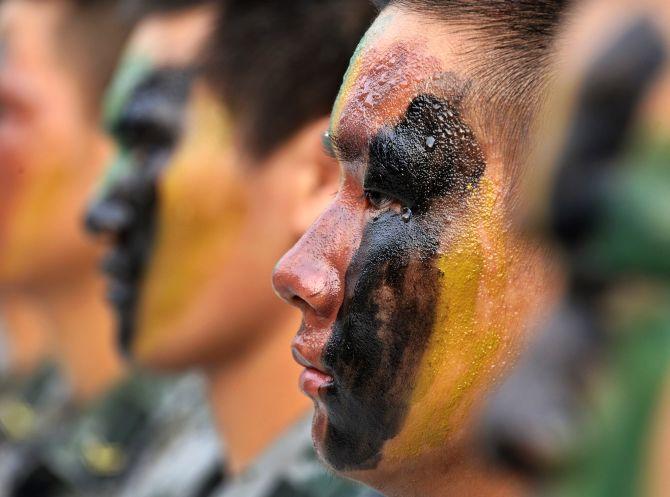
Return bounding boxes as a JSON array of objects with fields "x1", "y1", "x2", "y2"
[
  {"x1": 364, "y1": 189, "x2": 414, "y2": 222},
  {"x1": 364, "y1": 190, "x2": 396, "y2": 210},
  {"x1": 322, "y1": 131, "x2": 336, "y2": 159}
]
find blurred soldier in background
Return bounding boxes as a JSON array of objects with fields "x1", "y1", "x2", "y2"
[
  {"x1": 0, "y1": 0, "x2": 128, "y2": 406},
  {"x1": 0, "y1": 1, "x2": 202, "y2": 496},
  {"x1": 481, "y1": 0, "x2": 670, "y2": 496},
  {"x1": 0, "y1": 1, "x2": 131, "y2": 494},
  {"x1": 87, "y1": 2, "x2": 228, "y2": 497},
  {"x1": 87, "y1": 0, "x2": 378, "y2": 496}
]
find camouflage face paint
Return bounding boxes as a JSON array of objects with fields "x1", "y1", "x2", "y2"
[
  {"x1": 86, "y1": 61, "x2": 193, "y2": 351},
  {"x1": 321, "y1": 91, "x2": 486, "y2": 470},
  {"x1": 130, "y1": 84, "x2": 245, "y2": 362}
]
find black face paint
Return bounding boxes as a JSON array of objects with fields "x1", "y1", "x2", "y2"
[
  {"x1": 85, "y1": 68, "x2": 193, "y2": 353},
  {"x1": 321, "y1": 93, "x2": 485, "y2": 471}
]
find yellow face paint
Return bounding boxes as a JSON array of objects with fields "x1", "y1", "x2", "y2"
[
  {"x1": 0, "y1": 75, "x2": 108, "y2": 286},
  {"x1": 133, "y1": 83, "x2": 246, "y2": 359},
  {"x1": 385, "y1": 177, "x2": 513, "y2": 460}
]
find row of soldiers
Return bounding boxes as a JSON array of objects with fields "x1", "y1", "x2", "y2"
[
  {"x1": 0, "y1": 0, "x2": 377, "y2": 496},
  {"x1": 0, "y1": 0, "x2": 669, "y2": 497}
]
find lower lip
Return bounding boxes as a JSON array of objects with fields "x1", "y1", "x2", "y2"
[{"x1": 299, "y1": 368, "x2": 333, "y2": 398}]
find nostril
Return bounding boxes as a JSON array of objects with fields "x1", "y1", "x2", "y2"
[
  {"x1": 290, "y1": 295, "x2": 311, "y2": 314},
  {"x1": 85, "y1": 202, "x2": 134, "y2": 235}
]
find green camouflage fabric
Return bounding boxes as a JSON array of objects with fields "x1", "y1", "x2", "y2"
[
  {"x1": 112, "y1": 373, "x2": 225, "y2": 497},
  {"x1": 9, "y1": 370, "x2": 172, "y2": 497},
  {"x1": 9, "y1": 371, "x2": 228, "y2": 497},
  {"x1": 213, "y1": 415, "x2": 377, "y2": 497},
  {"x1": 544, "y1": 294, "x2": 670, "y2": 497},
  {"x1": 0, "y1": 360, "x2": 71, "y2": 496},
  {"x1": 0, "y1": 361, "x2": 70, "y2": 446}
]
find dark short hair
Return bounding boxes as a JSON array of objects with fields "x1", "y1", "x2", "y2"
[
  {"x1": 203, "y1": 0, "x2": 376, "y2": 160},
  {"x1": 386, "y1": 0, "x2": 571, "y2": 175},
  {"x1": 119, "y1": 0, "x2": 214, "y2": 17},
  {"x1": 53, "y1": 0, "x2": 136, "y2": 117}
]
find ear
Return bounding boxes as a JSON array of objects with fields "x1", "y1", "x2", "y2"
[{"x1": 284, "y1": 116, "x2": 340, "y2": 238}]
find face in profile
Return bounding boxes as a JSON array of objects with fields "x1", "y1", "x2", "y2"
[
  {"x1": 0, "y1": 0, "x2": 109, "y2": 289},
  {"x1": 273, "y1": 6, "x2": 559, "y2": 487},
  {"x1": 86, "y1": 7, "x2": 215, "y2": 355},
  {"x1": 89, "y1": 8, "x2": 311, "y2": 370}
]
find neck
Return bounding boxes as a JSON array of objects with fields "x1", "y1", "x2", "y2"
[
  {"x1": 377, "y1": 446, "x2": 528, "y2": 497},
  {"x1": 35, "y1": 270, "x2": 125, "y2": 404},
  {"x1": 0, "y1": 293, "x2": 52, "y2": 376},
  {"x1": 205, "y1": 310, "x2": 310, "y2": 475}
]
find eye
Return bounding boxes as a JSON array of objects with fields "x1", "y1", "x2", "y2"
[
  {"x1": 364, "y1": 189, "x2": 413, "y2": 222},
  {"x1": 364, "y1": 189, "x2": 397, "y2": 211}
]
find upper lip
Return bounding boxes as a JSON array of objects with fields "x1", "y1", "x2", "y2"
[{"x1": 291, "y1": 335, "x2": 331, "y2": 378}]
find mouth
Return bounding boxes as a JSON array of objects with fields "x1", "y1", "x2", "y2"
[{"x1": 291, "y1": 345, "x2": 334, "y2": 400}]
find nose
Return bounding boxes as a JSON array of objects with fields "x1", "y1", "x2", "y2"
[
  {"x1": 84, "y1": 197, "x2": 134, "y2": 237},
  {"x1": 273, "y1": 209, "x2": 353, "y2": 322}
]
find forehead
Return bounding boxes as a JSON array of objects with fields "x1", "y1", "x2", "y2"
[
  {"x1": 0, "y1": 1, "x2": 63, "y2": 69},
  {"x1": 103, "y1": 7, "x2": 212, "y2": 126},
  {"x1": 331, "y1": 7, "x2": 473, "y2": 159},
  {"x1": 126, "y1": 6, "x2": 214, "y2": 68}
]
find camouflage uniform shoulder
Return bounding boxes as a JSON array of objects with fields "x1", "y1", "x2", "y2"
[
  {"x1": 9, "y1": 369, "x2": 171, "y2": 497},
  {"x1": 0, "y1": 361, "x2": 70, "y2": 446},
  {"x1": 113, "y1": 372, "x2": 225, "y2": 497}
]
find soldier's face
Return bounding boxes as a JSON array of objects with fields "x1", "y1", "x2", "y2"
[
  {"x1": 0, "y1": 1, "x2": 108, "y2": 289},
  {"x1": 89, "y1": 6, "x2": 305, "y2": 371},
  {"x1": 86, "y1": 8, "x2": 213, "y2": 355},
  {"x1": 273, "y1": 7, "x2": 557, "y2": 488}
]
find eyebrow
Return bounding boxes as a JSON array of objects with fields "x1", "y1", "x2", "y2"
[{"x1": 328, "y1": 127, "x2": 358, "y2": 163}]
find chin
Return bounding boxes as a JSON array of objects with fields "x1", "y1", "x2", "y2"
[
  {"x1": 311, "y1": 405, "x2": 329, "y2": 447},
  {"x1": 132, "y1": 335, "x2": 184, "y2": 372}
]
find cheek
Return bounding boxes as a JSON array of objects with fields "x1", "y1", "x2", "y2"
[
  {"x1": 384, "y1": 178, "x2": 516, "y2": 461},
  {"x1": 134, "y1": 142, "x2": 247, "y2": 355},
  {"x1": 0, "y1": 129, "x2": 82, "y2": 278},
  {"x1": 320, "y1": 205, "x2": 442, "y2": 471}
]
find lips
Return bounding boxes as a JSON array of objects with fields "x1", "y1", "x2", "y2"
[{"x1": 292, "y1": 342, "x2": 334, "y2": 399}]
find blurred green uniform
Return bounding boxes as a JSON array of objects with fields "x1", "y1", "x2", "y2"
[
  {"x1": 9, "y1": 371, "x2": 224, "y2": 497},
  {"x1": 0, "y1": 353, "x2": 71, "y2": 496}
]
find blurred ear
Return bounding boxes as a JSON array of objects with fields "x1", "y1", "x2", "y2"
[{"x1": 283, "y1": 116, "x2": 340, "y2": 238}]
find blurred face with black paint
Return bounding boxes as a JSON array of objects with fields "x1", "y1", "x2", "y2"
[
  {"x1": 86, "y1": 5, "x2": 215, "y2": 362},
  {"x1": 273, "y1": 6, "x2": 562, "y2": 497},
  {"x1": 87, "y1": 4, "x2": 330, "y2": 376}
]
